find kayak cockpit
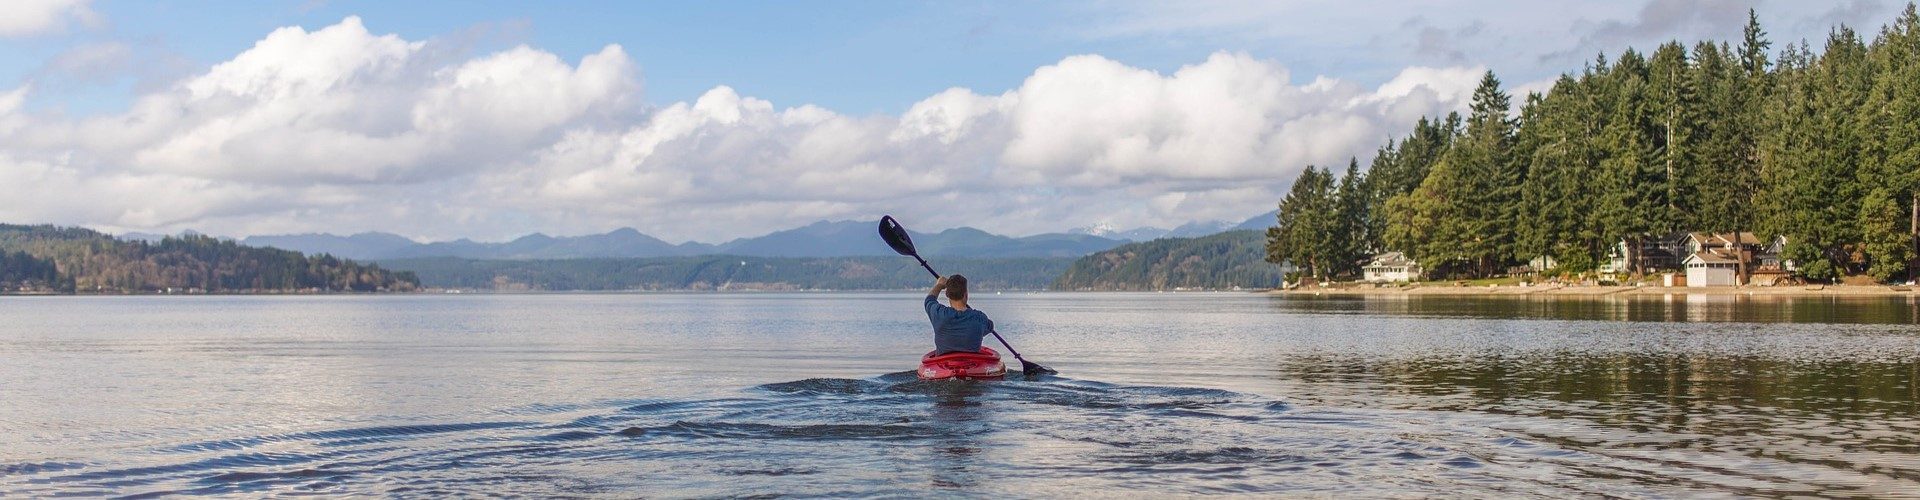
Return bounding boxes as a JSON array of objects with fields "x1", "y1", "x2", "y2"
[{"x1": 916, "y1": 347, "x2": 1007, "y2": 380}]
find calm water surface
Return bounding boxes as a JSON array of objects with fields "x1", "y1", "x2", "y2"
[{"x1": 2, "y1": 293, "x2": 1917, "y2": 497}]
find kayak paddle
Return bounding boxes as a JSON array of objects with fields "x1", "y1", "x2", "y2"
[{"x1": 879, "y1": 215, "x2": 1057, "y2": 376}]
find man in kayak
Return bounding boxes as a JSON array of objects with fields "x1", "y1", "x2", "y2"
[{"x1": 926, "y1": 275, "x2": 994, "y2": 354}]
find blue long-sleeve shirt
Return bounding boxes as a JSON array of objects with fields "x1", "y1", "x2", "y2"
[{"x1": 925, "y1": 294, "x2": 993, "y2": 354}]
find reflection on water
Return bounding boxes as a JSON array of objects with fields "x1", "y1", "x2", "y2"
[
  {"x1": 0, "y1": 293, "x2": 1916, "y2": 496},
  {"x1": 20, "y1": 373, "x2": 1892, "y2": 497},
  {"x1": 1278, "y1": 293, "x2": 1920, "y2": 323}
]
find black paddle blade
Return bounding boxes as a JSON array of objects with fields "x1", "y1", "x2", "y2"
[
  {"x1": 878, "y1": 215, "x2": 917, "y2": 256},
  {"x1": 1021, "y1": 360, "x2": 1057, "y2": 376}
]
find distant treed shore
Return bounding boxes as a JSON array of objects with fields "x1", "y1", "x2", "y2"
[
  {"x1": 1053, "y1": 231, "x2": 1285, "y2": 291},
  {"x1": 372, "y1": 233, "x2": 1283, "y2": 292},
  {"x1": 0, "y1": 222, "x2": 1275, "y2": 293},
  {"x1": 1269, "y1": 6, "x2": 1920, "y2": 284},
  {"x1": 0, "y1": 224, "x2": 418, "y2": 294},
  {"x1": 378, "y1": 256, "x2": 1074, "y2": 291}
]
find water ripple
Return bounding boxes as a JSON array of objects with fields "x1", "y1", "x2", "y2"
[{"x1": 7, "y1": 373, "x2": 1912, "y2": 497}]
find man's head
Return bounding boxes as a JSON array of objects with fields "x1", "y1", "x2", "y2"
[{"x1": 945, "y1": 274, "x2": 968, "y2": 301}]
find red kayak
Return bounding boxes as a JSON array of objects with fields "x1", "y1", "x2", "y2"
[{"x1": 917, "y1": 347, "x2": 1007, "y2": 380}]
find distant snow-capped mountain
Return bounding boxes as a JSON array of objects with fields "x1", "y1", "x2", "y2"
[
  {"x1": 208, "y1": 209, "x2": 1287, "y2": 262},
  {"x1": 1068, "y1": 212, "x2": 1273, "y2": 242},
  {"x1": 1068, "y1": 223, "x2": 1171, "y2": 242}
]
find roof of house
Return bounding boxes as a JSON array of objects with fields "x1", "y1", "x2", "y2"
[
  {"x1": 1365, "y1": 251, "x2": 1415, "y2": 268},
  {"x1": 1689, "y1": 232, "x2": 1763, "y2": 247},
  {"x1": 1683, "y1": 250, "x2": 1740, "y2": 265}
]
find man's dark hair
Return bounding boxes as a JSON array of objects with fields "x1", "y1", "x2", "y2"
[{"x1": 946, "y1": 274, "x2": 968, "y2": 301}]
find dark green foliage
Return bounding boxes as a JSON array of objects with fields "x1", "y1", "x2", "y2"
[
  {"x1": 1298, "y1": 4, "x2": 1920, "y2": 284},
  {"x1": 1379, "y1": 72, "x2": 1518, "y2": 278},
  {"x1": 381, "y1": 256, "x2": 1072, "y2": 291},
  {"x1": 0, "y1": 224, "x2": 418, "y2": 293},
  {"x1": 1453, "y1": 71, "x2": 1522, "y2": 276},
  {"x1": 1758, "y1": 30, "x2": 1874, "y2": 281},
  {"x1": 1516, "y1": 73, "x2": 1607, "y2": 272},
  {"x1": 0, "y1": 250, "x2": 67, "y2": 292},
  {"x1": 1264, "y1": 160, "x2": 1371, "y2": 281},
  {"x1": 1332, "y1": 159, "x2": 1371, "y2": 278},
  {"x1": 1059, "y1": 231, "x2": 1286, "y2": 291},
  {"x1": 1362, "y1": 115, "x2": 1454, "y2": 253},
  {"x1": 1856, "y1": 4, "x2": 1920, "y2": 282},
  {"x1": 1267, "y1": 166, "x2": 1339, "y2": 279}
]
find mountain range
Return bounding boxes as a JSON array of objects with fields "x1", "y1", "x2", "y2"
[
  {"x1": 234, "y1": 221, "x2": 1129, "y2": 260},
  {"x1": 1070, "y1": 210, "x2": 1275, "y2": 241},
  {"x1": 137, "y1": 211, "x2": 1279, "y2": 261}
]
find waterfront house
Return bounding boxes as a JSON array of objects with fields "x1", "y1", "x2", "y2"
[
  {"x1": 1749, "y1": 235, "x2": 1797, "y2": 286},
  {"x1": 1526, "y1": 255, "x2": 1557, "y2": 273},
  {"x1": 1600, "y1": 232, "x2": 1688, "y2": 275},
  {"x1": 1677, "y1": 232, "x2": 1792, "y2": 286},
  {"x1": 1684, "y1": 232, "x2": 1765, "y2": 256},
  {"x1": 1363, "y1": 252, "x2": 1421, "y2": 282},
  {"x1": 1683, "y1": 250, "x2": 1741, "y2": 287}
]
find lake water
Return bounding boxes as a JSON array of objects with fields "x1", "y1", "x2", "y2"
[{"x1": 2, "y1": 293, "x2": 1917, "y2": 497}]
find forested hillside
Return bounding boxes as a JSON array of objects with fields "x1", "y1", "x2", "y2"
[
  {"x1": 1269, "y1": 6, "x2": 1920, "y2": 283},
  {"x1": 379, "y1": 256, "x2": 1073, "y2": 291},
  {"x1": 1052, "y1": 231, "x2": 1287, "y2": 291},
  {"x1": 0, "y1": 224, "x2": 418, "y2": 293}
]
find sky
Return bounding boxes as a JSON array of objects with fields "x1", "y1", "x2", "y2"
[{"x1": 0, "y1": 0, "x2": 1908, "y2": 243}]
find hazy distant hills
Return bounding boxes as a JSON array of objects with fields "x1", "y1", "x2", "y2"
[
  {"x1": 238, "y1": 220, "x2": 1134, "y2": 260},
  {"x1": 69, "y1": 211, "x2": 1286, "y2": 291},
  {"x1": 1230, "y1": 210, "x2": 1276, "y2": 232},
  {"x1": 1069, "y1": 211, "x2": 1275, "y2": 242}
]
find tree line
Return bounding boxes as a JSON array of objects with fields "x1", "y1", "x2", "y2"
[
  {"x1": 1269, "y1": 6, "x2": 1920, "y2": 283},
  {"x1": 1053, "y1": 230, "x2": 1287, "y2": 291},
  {"x1": 0, "y1": 224, "x2": 418, "y2": 293}
]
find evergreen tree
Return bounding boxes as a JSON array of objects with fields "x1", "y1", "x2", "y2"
[
  {"x1": 1760, "y1": 29, "x2": 1872, "y2": 282},
  {"x1": 1267, "y1": 166, "x2": 1339, "y2": 279},
  {"x1": 1448, "y1": 71, "x2": 1521, "y2": 276},
  {"x1": 1363, "y1": 115, "x2": 1454, "y2": 254},
  {"x1": 1592, "y1": 50, "x2": 1672, "y2": 275},
  {"x1": 1518, "y1": 71, "x2": 1606, "y2": 273},
  {"x1": 1283, "y1": 4, "x2": 1920, "y2": 284},
  {"x1": 1332, "y1": 158, "x2": 1370, "y2": 277},
  {"x1": 1857, "y1": 5, "x2": 1920, "y2": 281},
  {"x1": 1648, "y1": 41, "x2": 1701, "y2": 229}
]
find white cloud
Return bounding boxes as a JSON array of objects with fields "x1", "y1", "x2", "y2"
[
  {"x1": 496, "y1": 51, "x2": 1480, "y2": 240},
  {"x1": 113, "y1": 17, "x2": 638, "y2": 185},
  {"x1": 0, "y1": 16, "x2": 1481, "y2": 242},
  {"x1": 0, "y1": 0, "x2": 97, "y2": 38},
  {"x1": 0, "y1": 85, "x2": 26, "y2": 115}
]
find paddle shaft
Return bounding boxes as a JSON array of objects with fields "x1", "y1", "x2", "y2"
[{"x1": 911, "y1": 258, "x2": 1034, "y2": 364}]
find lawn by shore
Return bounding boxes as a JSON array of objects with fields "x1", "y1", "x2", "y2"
[{"x1": 1276, "y1": 283, "x2": 1920, "y2": 297}]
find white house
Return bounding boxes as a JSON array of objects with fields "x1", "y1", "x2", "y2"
[
  {"x1": 1526, "y1": 255, "x2": 1558, "y2": 273},
  {"x1": 1680, "y1": 232, "x2": 1794, "y2": 286},
  {"x1": 1684, "y1": 250, "x2": 1741, "y2": 287},
  {"x1": 1363, "y1": 252, "x2": 1421, "y2": 283}
]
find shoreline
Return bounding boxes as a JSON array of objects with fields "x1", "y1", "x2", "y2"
[{"x1": 1275, "y1": 283, "x2": 1920, "y2": 297}]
